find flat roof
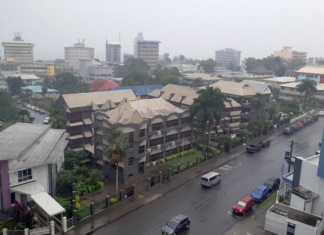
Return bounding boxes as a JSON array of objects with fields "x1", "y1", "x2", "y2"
[
  {"x1": 8, "y1": 74, "x2": 40, "y2": 80},
  {"x1": 137, "y1": 40, "x2": 161, "y2": 44},
  {"x1": 280, "y1": 83, "x2": 324, "y2": 91},
  {"x1": 21, "y1": 86, "x2": 57, "y2": 93},
  {"x1": 296, "y1": 65, "x2": 324, "y2": 75},
  {"x1": 209, "y1": 80, "x2": 267, "y2": 96},
  {"x1": 263, "y1": 77, "x2": 296, "y2": 82}
]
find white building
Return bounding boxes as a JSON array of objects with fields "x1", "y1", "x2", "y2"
[
  {"x1": 106, "y1": 38, "x2": 121, "y2": 63},
  {"x1": 263, "y1": 77, "x2": 297, "y2": 88},
  {"x1": 1, "y1": 33, "x2": 34, "y2": 62},
  {"x1": 79, "y1": 59, "x2": 113, "y2": 84},
  {"x1": 64, "y1": 39, "x2": 94, "y2": 71},
  {"x1": 7, "y1": 74, "x2": 40, "y2": 86}
]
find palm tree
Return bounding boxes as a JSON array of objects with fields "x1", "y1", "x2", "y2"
[
  {"x1": 104, "y1": 130, "x2": 129, "y2": 195},
  {"x1": 251, "y1": 93, "x2": 265, "y2": 115},
  {"x1": 190, "y1": 86, "x2": 228, "y2": 152},
  {"x1": 50, "y1": 110, "x2": 67, "y2": 129},
  {"x1": 296, "y1": 79, "x2": 317, "y2": 110},
  {"x1": 41, "y1": 86, "x2": 48, "y2": 100}
]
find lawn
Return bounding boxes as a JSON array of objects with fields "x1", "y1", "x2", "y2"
[
  {"x1": 78, "y1": 202, "x2": 91, "y2": 219},
  {"x1": 261, "y1": 191, "x2": 277, "y2": 206},
  {"x1": 168, "y1": 149, "x2": 205, "y2": 167}
]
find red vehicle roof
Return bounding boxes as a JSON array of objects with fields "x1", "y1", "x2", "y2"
[{"x1": 239, "y1": 195, "x2": 253, "y2": 203}]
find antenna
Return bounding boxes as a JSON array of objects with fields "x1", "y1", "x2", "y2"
[{"x1": 119, "y1": 32, "x2": 121, "y2": 44}]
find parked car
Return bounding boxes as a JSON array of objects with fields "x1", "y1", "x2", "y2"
[
  {"x1": 264, "y1": 177, "x2": 280, "y2": 192},
  {"x1": 43, "y1": 117, "x2": 50, "y2": 124},
  {"x1": 283, "y1": 128, "x2": 294, "y2": 135},
  {"x1": 27, "y1": 104, "x2": 32, "y2": 109},
  {"x1": 250, "y1": 185, "x2": 269, "y2": 203},
  {"x1": 246, "y1": 144, "x2": 261, "y2": 153},
  {"x1": 307, "y1": 116, "x2": 314, "y2": 123},
  {"x1": 16, "y1": 101, "x2": 21, "y2": 104},
  {"x1": 30, "y1": 114, "x2": 35, "y2": 121},
  {"x1": 319, "y1": 111, "x2": 324, "y2": 116},
  {"x1": 200, "y1": 172, "x2": 222, "y2": 188},
  {"x1": 35, "y1": 108, "x2": 40, "y2": 112},
  {"x1": 31, "y1": 106, "x2": 35, "y2": 110},
  {"x1": 296, "y1": 122, "x2": 304, "y2": 128},
  {"x1": 312, "y1": 115, "x2": 319, "y2": 121},
  {"x1": 290, "y1": 125, "x2": 301, "y2": 131},
  {"x1": 301, "y1": 119, "x2": 309, "y2": 126},
  {"x1": 39, "y1": 110, "x2": 45, "y2": 114},
  {"x1": 259, "y1": 140, "x2": 270, "y2": 147},
  {"x1": 232, "y1": 196, "x2": 255, "y2": 215},
  {"x1": 161, "y1": 214, "x2": 190, "y2": 235}
]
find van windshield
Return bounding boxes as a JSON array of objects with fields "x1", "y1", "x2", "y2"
[{"x1": 201, "y1": 177, "x2": 208, "y2": 182}]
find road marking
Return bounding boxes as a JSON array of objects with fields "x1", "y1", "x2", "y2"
[
  {"x1": 236, "y1": 216, "x2": 242, "y2": 219},
  {"x1": 228, "y1": 210, "x2": 232, "y2": 215}
]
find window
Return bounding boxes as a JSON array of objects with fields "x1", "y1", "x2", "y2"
[
  {"x1": 128, "y1": 157, "x2": 134, "y2": 166},
  {"x1": 290, "y1": 88, "x2": 294, "y2": 91},
  {"x1": 181, "y1": 117, "x2": 191, "y2": 125},
  {"x1": 165, "y1": 133, "x2": 178, "y2": 142},
  {"x1": 224, "y1": 119, "x2": 230, "y2": 125},
  {"x1": 67, "y1": 112, "x2": 82, "y2": 123},
  {"x1": 112, "y1": 164, "x2": 123, "y2": 172},
  {"x1": 180, "y1": 130, "x2": 192, "y2": 138},
  {"x1": 150, "y1": 137, "x2": 164, "y2": 147},
  {"x1": 18, "y1": 169, "x2": 32, "y2": 182},
  {"x1": 152, "y1": 122, "x2": 164, "y2": 131},
  {"x1": 139, "y1": 145, "x2": 145, "y2": 154},
  {"x1": 67, "y1": 126, "x2": 82, "y2": 136},
  {"x1": 231, "y1": 118, "x2": 240, "y2": 123},
  {"x1": 225, "y1": 108, "x2": 231, "y2": 112},
  {"x1": 306, "y1": 74, "x2": 314, "y2": 78},
  {"x1": 129, "y1": 132, "x2": 134, "y2": 148},
  {"x1": 149, "y1": 152, "x2": 163, "y2": 162},
  {"x1": 165, "y1": 148, "x2": 178, "y2": 157},
  {"x1": 139, "y1": 129, "x2": 145, "y2": 137},
  {"x1": 128, "y1": 174, "x2": 133, "y2": 177},
  {"x1": 232, "y1": 107, "x2": 242, "y2": 111},
  {"x1": 166, "y1": 119, "x2": 179, "y2": 128},
  {"x1": 69, "y1": 140, "x2": 82, "y2": 149},
  {"x1": 11, "y1": 192, "x2": 15, "y2": 204},
  {"x1": 106, "y1": 128, "x2": 112, "y2": 134},
  {"x1": 182, "y1": 144, "x2": 191, "y2": 151}
]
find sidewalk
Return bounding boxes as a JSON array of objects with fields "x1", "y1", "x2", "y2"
[{"x1": 66, "y1": 129, "x2": 282, "y2": 235}]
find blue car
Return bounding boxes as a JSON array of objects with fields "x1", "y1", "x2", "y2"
[
  {"x1": 290, "y1": 125, "x2": 301, "y2": 131},
  {"x1": 250, "y1": 185, "x2": 269, "y2": 203}
]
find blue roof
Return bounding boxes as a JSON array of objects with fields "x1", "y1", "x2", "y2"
[
  {"x1": 104, "y1": 85, "x2": 164, "y2": 96},
  {"x1": 242, "y1": 82, "x2": 270, "y2": 92},
  {"x1": 21, "y1": 86, "x2": 58, "y2": 93}
]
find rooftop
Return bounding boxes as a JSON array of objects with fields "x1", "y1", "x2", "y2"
[
  {"x1": 250, "y1": 65, "x2": 273, "y2": 74},
  {"x1": 241, "y1": 82, "x2": 271, "y2": 93},
  {"x1": 183, "y1": 73, "x2": 221, "y2": 81},
  {"x1": 263, "y1": 77, "x2": 296, "y2": 83},
  {"x1": 107, "y1": 38, "x2": 120, "y2": 45},
  {"x1": 296, "y1": 65, "x2": 324, "y2": 75},
  {"x1": 137, "y1": 40, "x2": 161, "y2": 44},
  {"x1": 280, "y1": 82, "x2": 324, "y2": 91},
  {"x1": 209, "y1": 80, "x2": 267, "y2": 96},
  {"x1": 21, "y1": 86, "x2": 57, "y2": 93},
  {"x1": 8, "y1": 74, "x2": 40, "y2": 80},
  {"x1": 105, "y1": 85, "x2": 164, "y2": 96}
]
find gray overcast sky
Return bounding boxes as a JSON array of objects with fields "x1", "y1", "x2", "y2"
[{"x1": 1, "y1": 0, "x2": 324, "y2": 62}]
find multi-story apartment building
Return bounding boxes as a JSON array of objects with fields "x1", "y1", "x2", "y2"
[
  {"x1": 215, "y1": 48, "x2": 241, "y2": 67},
  {"x1": 308, "y1": 57, "x2": 324, "y2": 65},
  {"x1": 64, "y1": 40, "x2": 94, "y2": 71},
  {"x1": 295, "y1": 65, "x2": 324, "y2": 84},
  {"x1": 79, "y1": 59, "x2": 112, "y2": 84},
  {"x1": 106, "y1": 39, "x2": 121, "y2": 63},
  {"x1": 274, "y1": 46, "x2": 307, "y2": 63},
  {"x1": 1, "y1": 33, "x2": 34, "y2": 62},
  {"x1": 93, "y1": 98, "x2": 193, "y2": 182},
  {"x1": 279, "y1": 82, "x2": 324, "y2": 101},
  {"x1": 134, "y1": 32, "x2": 160, "y2": 70},
  {"x1": 0, "y1": 61, "x2": 54, "y2": 77},
  {"x1": 104, "y1": 62, "x2": 126, "y2": 78},
  {"x1": 53, "y1": 90, "x2": 138, "y2": 154}
]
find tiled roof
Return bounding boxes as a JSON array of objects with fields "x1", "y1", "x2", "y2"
[{"x1": 209, "y1": 80, "x2": 267, "y2": 96}]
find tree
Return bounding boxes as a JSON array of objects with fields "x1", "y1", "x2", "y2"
[
  {"x1": 104, "y1": 130, "x2": 129, "y2": 195},
  {"x1": 308, "y1": 96, "x2": 319, "y2": 109},
  {"x1": 296, "y1": 79, "x2": 317, "y2": 110},
  {"x1": 88, "y1": 168, "x2": 104, "y2": 185},
  {"x1": 198, "y1": 59, "x2": 217, "y2": 73},
  {"x1": 54, "y1": 196, "x2": 72, "y2": 218},
  {"x1": 160, "y1": 75, "x2": 180, "y2": 85},
  {"x1": 271, "y1": 87, "x2": 281, "y2": 99},
  {"x1": 56, "y1": 170, "x2": 74, "y2": 196},
  {"x1": 54, "y1": 72, "x2": 89, "y2": 94},
  {"x1": 0, "y1": 92, "x2": 17, "y2": 121},
  {"x1": 50, "y1": 110, "x2": 67, "y2": 129},
  {"x1": 251, "y1": 93, "x2": 265, "y2": 112},
  {"x1": 41, "y1": 87, "x2": 48, "y2": 100},
  {"x1": 17, "y1": 109, "x2": 31, "y2": 123},
  {"x1": 191, "y1": 77, "x2": 204, "y2": 88},
  {"x1": 268, "y1": 100, "x2": 280, "y2": 120},
  {"x1": 154, "y1": 67, "x2": 181, "y2": 84},
  {"x1": 190, "y1": 86, "x2": 228, "y2": 152},
  {"x1": 124, "y1": 59, "x2": 150, "y2": 73},
  {"x1": 121, "y1": 72, "x2": 156, "y2": 86},
  {"x1": 64, "y1": 150, "x2": 91, "y2": 169},
  {"x1": 6, "y1": 76, "x2": 25, "y2": 95}
]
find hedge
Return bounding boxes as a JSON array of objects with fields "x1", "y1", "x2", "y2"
[{"x1": 165, "y1": 149, "x2": 196, "y2": 161}]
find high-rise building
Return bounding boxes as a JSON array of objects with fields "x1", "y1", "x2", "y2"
[
  {"x1": 64, "y1": 39, "x2": 94, "y2": 71},
  {"x1": 1, "y1": 33, "x2": 34, "y2": 62},
  {"x1": 133, "y1": 32, "x2": 160, "y2": 70},
  {"x1": 274, "y1": 46, "x2": 307, "y2": 63},
  {"x1": 106, "y1": 39, "x2": 121, "y2": 63},
  {"x1": 215, "y1": 48, "x2": 241, "y2": 67}
]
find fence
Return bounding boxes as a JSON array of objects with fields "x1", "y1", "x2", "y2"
[
  {"x1": 6, "y1": 231, "x2": 25, "y2": 235},
  {"x1": 94, "y1": 199, "x2": 106, "y2": 213},
  {"x1": 161, "y1": 170, "x2": 169, "y2": 182},
  {"x1": 66, "y1": 217, "x2": 74, "y2": 230},
  {"x1": 77, "y1": 205, "x2": 91, "y2": 220},
  {"x1": 125, "y1": 186, "x2": 134, "y2": 199},
  {"x1": 150, "y1": 176, "x2": 159, "y2": 187}
]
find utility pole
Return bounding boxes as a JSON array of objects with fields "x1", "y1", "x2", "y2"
[{"x1": 288, "y1": 140, "x2": 298, "y2": 173}]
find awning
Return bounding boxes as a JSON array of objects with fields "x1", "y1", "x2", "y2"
[
  {"x1": 229, "y1": 122, "x2": 240, "y2": 127},
  {"x1": 139, "y1": 156, "x2": 146, "y2": 163},
  {"x1": 150, "y1": 149, "x2": 162, "y2": 155},
  {"x1": 180, "y1": 140, "x2": 191, "y2": 146},
  {"x1": 139, "y1": 139, "x2": 147, "y2": 146},
  {"x1": 66, "y1": 121, "x2": 83, "y2": 127},
  {"x1": 224, "y1": 116, "x2": 230, "y2": 120},
  {"x1": 151, "y1": 117, "x2": 163, "y2": 124},
  {"x1": 84, "y1": 144, "x2": 94, "y2": 154},
  {"x1": 83, "y1": 131, "x2": 93, "y2": 138},
  {"x1": 11, "y1": 182, "x2": 44, "y2": 196},
  {"x1": 116, "y1": 126, "x2": 136, "y2": 133},
  {"x1": 140, "y1": 123, "x2": 147, "y2": 129},
  {"x1": 150, "y1": 134, "x2": 162, "y2": 140},
  {"x1": 96, "y1": 145, "x2": 103, "y2": 151},
  {"x1": 96, "y1": 130, "x2": 103, "y2": 136},
  {"x1": 166, "y1": 145, "x2": 177, "y2": 150},
  {"x1": 217, "y1": 128, "x2": 224, "y2": 133},
  {"x1": 181, "y1": 126, "x2": 191, "y2": 132},
  {"x1": 166, "y1": 129, "x2": 178, "y2": 135},
  {"x1": 103, "y1": 154, "x2": 110, "y2": 162},
  {"x1": 167, "y1": 114, "x2": 179, "y2": 121},
  {"x1": 83, "y1": 119, "x2": 92, "y2": 125},
  {"x1": 96, "y1": 160, "x2": 103, "y2": 166},
  {"x1": 67, "y1": 134, "x2": 83, "y2": 140},
  {"x1": 230, "y1": 111, "x2": 241, "y2": 116}
]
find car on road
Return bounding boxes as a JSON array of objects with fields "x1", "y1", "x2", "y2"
[
  {"x1": 319, "y1": 111, "x2": 324, "y2": 116},
  {"x1": 200, "y1": 172, "x2": 222, "y2": 188},
  {"x1": 263, "y1": 177, "x2": 280, "y2": 192},
  {"x1": 246, "y1": 144, "x2": 261, "y2": 153},
  {"x1": 320, "y1": 140, "x2": 322, "y2": 146},
  {"x1": 250, "y1": 185, "x2": 269, "y2": 203},
  {"x1": 30, "y1": 114, "x2": 35, "y2": 121},
  {"x1": 43, "y1": 117, "x2": 50, "y2": 124},
  {"x1": 312, "y1": 115, "x2": 319, "y2": 121},
  {"x1": 39, "y1": 110, "x2": 45, "y2": 114},
  {"x1": 27, "y1": 104, "x2": 31, "y2": 109},
  {"x1": 283, "y1": 128, "x2": 294, "y2": 135},
  {"x1": 161, "y1": 214, "x2": 190, "y2": 235},
  {"x1": 301, "y1": 119, "x2": 309, "y2": 126},
  {"x1": 290, "y1": 125, "x2": 300, "y2": 131},
  {"x1": 16, "y1": 101, "x2": 21, "y2": 104},
  {"x1": 259, "y1": 140, "x2": 270, "y2": 147},
  {"x1": 232, "y1": 196, "x2": 255, "y2": 215},
  {"x1": 35, "y1": 108, "x2": 40, "y2": 112},
  {"x1": 31, "y1": 106, "x2": 35, "y2": 111},
  {"x1": 296, "y1": 122, "x2": 304, "y2": 128},
  {"x1": 307, "y1": 116, "x2": 314, "y2": 123}
]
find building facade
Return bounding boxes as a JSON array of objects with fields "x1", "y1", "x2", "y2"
[
  {"x1": 0, "y1": 61, "x2": 54, "y2": 77},
  {"x1": 93, "y1": 98, "x2": 193, "y2": 182},
  {"x1": 106, "y1": 39, "x2": 121, "y2": 63},
  {"x1": 64, "y1": 40, "x2": 94, "y2": 71},
  {"x1": 295, "y1": 65, "x2": 324, "y2": 84},
  {"x1": 308, "y1": 57, "x2": 324, "y2": 65},
  {"x1": 133, "y1": 32, "x2": 160, "y2": 70},
  {"x1": 1, "y1": 33, "x2": 34, "y2": 62},
  {"x1": 274, "y1": 46, "x2": 307, "y2": 63},
  {"x1": 215, "y1": 48, "x2": 241, "y2": 67},
  {"x1": 79, "y1": 59, "x2": 112, "y2": 84}
]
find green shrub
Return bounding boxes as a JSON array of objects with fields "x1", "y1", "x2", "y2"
[
  {"x1": 14, "y1": 222, "x2": 26, "y2": 230},
  {"x1": 173, "y1": 168, "x2": 178, "y2": 173},
  {"x1": 146, "y1": 163, "x2": 150, "y2": 168},
  {"x1": 75, "y1": 196, "x2": 80, "y2": 202},
  {"x1": 88, "y1": 186, "x2": 93, "y2": 193},
  {"x1": 97, "y1": 181, "x2": 104, "y2": 190},
  {"x1": 75, "y1": 202, "x2": 81, "y2": 211},
  {"x1": 165, "y1": 156, "x2": 172, "y2": 161},
  {"x1": 110, "y1": 198, "x2": 118, "y2": 205},
  {"x1": 180, "y1": 165, "x2": 187, "y2": 171},
  {"x1": 239, "y1": 123, "x2": 246, "y2": 129}
]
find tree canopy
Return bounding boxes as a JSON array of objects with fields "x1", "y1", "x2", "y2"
[
  {"x1": 198, "y1": 59, "x2": 217, "y2": 73},
  {"x1": 191, "y1": 77, "x2": 204, "y2": 88},
  {"x1": 0, "y1": 92, "x2": 17, "y2": 121},
  {"x1": 121, "y1": 72, "x2": 156, "y2": 86},
  {"x1": 251, "y1": 93, "x2": 265, "y2": 111},
  {"x1": 6, "y1": 76, "x2": 26, "y2": 95},
  {"x1": 244, "y1": 56, "x2": 286, "y2": 74},
  {"x1": 125, "y1": 59, "x2": 150, "y2": 73},
  {"x1": 160, "y1": 75, "x2": 180, "y2": 86},
  {"x1": 50, "y1": 110, "x2": 67, "y2": 129},
  {"x1": 296, "y1": 79, "x2": 317, "y2": 110},
  {"x1": 154, "y1": 67, "x2": 181, "y2": 84},
  {"x1": 52, "y1": 72, "x2": 89, "y2": 94}
]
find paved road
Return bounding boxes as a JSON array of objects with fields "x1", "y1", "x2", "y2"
[
  {"x1": 13, "y1": 103, "x2": 49, "y2": 125},
  {"x1": 94, "y1": 118, "x2": 324, "y2": 235}
]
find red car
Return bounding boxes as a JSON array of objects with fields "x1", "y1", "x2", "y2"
[
  {"x1": 296, "y1": 122, "x2": 304, "y2": 128},
  {"x1": 232, "y1": 196, "x2": 255, "y2": 215}
]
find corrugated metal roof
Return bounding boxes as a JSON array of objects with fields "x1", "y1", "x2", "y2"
[
  {"x1": 209, "y1": 81, "x2": 267, "y2": 96},
  {"x1": 21, "y1": 86, "x2": 57, "y2": 93},
  {"x1": 105, "y1": 85, "x2": 164, "y2": 96}
]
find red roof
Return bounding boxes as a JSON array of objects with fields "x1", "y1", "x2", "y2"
[
  {"x1": 239, "y1": 195, "x2": 253, "y2": 203},
  {"x1": 89, "y1": 78, "x2": 119, "y2": 92}
]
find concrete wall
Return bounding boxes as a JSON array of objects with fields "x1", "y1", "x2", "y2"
[
  {"x1": 79, "y1": 60, "x2": 92, "y2": 81},
  {"x1": 0, "y1": 161, "x2": 11, "y2": 209},
  {"x1": 297, "y1": 74, "x2": 321, "y2": 84},
  {"x1": 290, "y1": 193, "x2": 305, "y2": 211}
]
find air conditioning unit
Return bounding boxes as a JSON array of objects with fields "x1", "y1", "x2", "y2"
[
  {"x1": 171, "y1": 141, "x2": 175, "y2": 146},
  {"x1": 157, "y1": 144, "x2": 161, "y2": 149},
  {"x1": 147, "y1": 148, "x2": 151, "y2": 153},
  {"x1": 157, "y1": 131, "x2": 162, "y2": 135},
  {"x1": 152, "y1": 161, "x2": 156, "y2": 166},
  {"x1": 217, "y1": 125, "x2": 220, "y2": 128}
]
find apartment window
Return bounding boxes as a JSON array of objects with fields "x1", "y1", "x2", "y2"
[
  {"x1": 306, "y1": 74, "x2": 314, "y2": 78},
  {"x1": 67, "y1": 112, "x2": 82, "y2": 123},
  {"x1": 165, "y1": 133, "x2": 178, "y2": 143},
  {"x1": 139, "y1": 145, "x2": 145, "y2": 154},
  {"x1": 139, "y1": 129, "x2": 146, "y2": 137},
  {"x1": 128, "y1": 157, "x2": 134, "y2": 166},
  {"x1": 18, "y1": 169, "x2": 32, "y2": 182},
  {"x1": 152, "y1": 122, "x2": 164, "y2": 131},
  {"x1": 225, "y1": 108, "x2": 231, "y2": 112},
  {"x1": 67, "y1": 126, "x2": 82, "y2": 136},
  {"x1": 165, "y1": 148, "x2": 178, "y2": 157},
  {"x1": 232, "y1": 107, "x2": 242, "y2": 111},
  {"x1": 290, "y1": 88, "x2": 294, "y2": 91},
  {"x1": 281, "y1": 87, "x2": 285, "y2": 90},
  {"x1": 149, "y1": 152, "x2": 163, "y2": 162},
  {"x1": 180, "y1": 130, "x2": 192, "y2": 138},
  {"x1": 129, "y1": 132, "x2": 134, "y2": 148},
  {"x1": 166, "y1": 119, "x2": 179, "y2": 128},
  {"x1": 181, "y1": 117, "x2": 191, "y2": 125},
  {"x1": 231, "y1": 118, "x2": 240, "y2": 123},
  {"x1": 150, "y1": 137, "x2": 164, "y2": 147},
  {"x1": 105, "y1": 128, "x2": 112, "y2": 134},
  {"x1": 112, "y1": 164, "x2": 123, "y2": 172},
  {"x1": 182, "y1": 144, "x2": 191, "y2": 151},
  {"x1": 224, "y1": 119, "x2": 231, "y2": 125},
  {"x1": 69, "y1": 140, "x2": 82, "y2": 149}
]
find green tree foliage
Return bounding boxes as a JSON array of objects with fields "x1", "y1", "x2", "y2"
[
  {"x1": 88, "y1": 168, "x2": 104, "y2": 185},
  {"x1": 6, "y1": 76, "x2": 26, "y2": 95},
  {"x1": 104, "y1": 130, "x2": 129, "y2": 195},
  {"x1": 125, "y1": 58, "x2": 150, "y2": 73},
  {"x1": 64, "y1": 150, "x2": 91, "y2": 170},
  {"x1": 17, "y1": 109, "x2": 31, "y2": 123},
  {"x1": 198, "y1": 59, "x2": 217, "y2": 73},
  {"x1": 57, "y1": 170, "x2": 74, "y2": 195},
  {"x1": 154, "y1": 67, "x2": 181, "y2": 84},
  {"x1": 54, "y1": 196, "x2": 72, "y2": 218},
  {"x1": 0, "y1": 92, "x2": 17, "y2": 121},
  {"x1": 268, "y1": 100, "x2": 280, "y2": 120},
  {"x1": 161, "y1": 75, "x2": 180, "y2": 85},
  {"x1": 251, "y1": 93, "x2": 265, "y2": 111},
  {"x1": 191, "y1": 77, "x2": 204, "y2": 88},
  {"x1": 308, "y1": 96, "x2": 319, "y2": 108},
  {"x1": 121, "y1": 72, "x2": 156, "y2": 86},
  {"x1": 296, "y1": 79, "x2": 317, "y2": 110},
  {"x1": 287, "y1": 59, "x2": 306, "y2": 70},
  {"x1": 41, "y1": 86, "x2": 48, "y2": 99},
  {"x1": 53, "y1": 72, "x2": 89, "y2": 94},
  {"x1": 271, "y1": 87, "x2": 281, "y2": 99},
  {"x1": 244, "y1": 56, "x2": 286, "y2": 74},
  {"x1": 50, "y1": 110, "x2": 67, "y2": 129}
]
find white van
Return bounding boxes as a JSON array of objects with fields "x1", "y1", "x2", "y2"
[{"x1": 201, "y1": 172, "x2": 222, "y2": 188}]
